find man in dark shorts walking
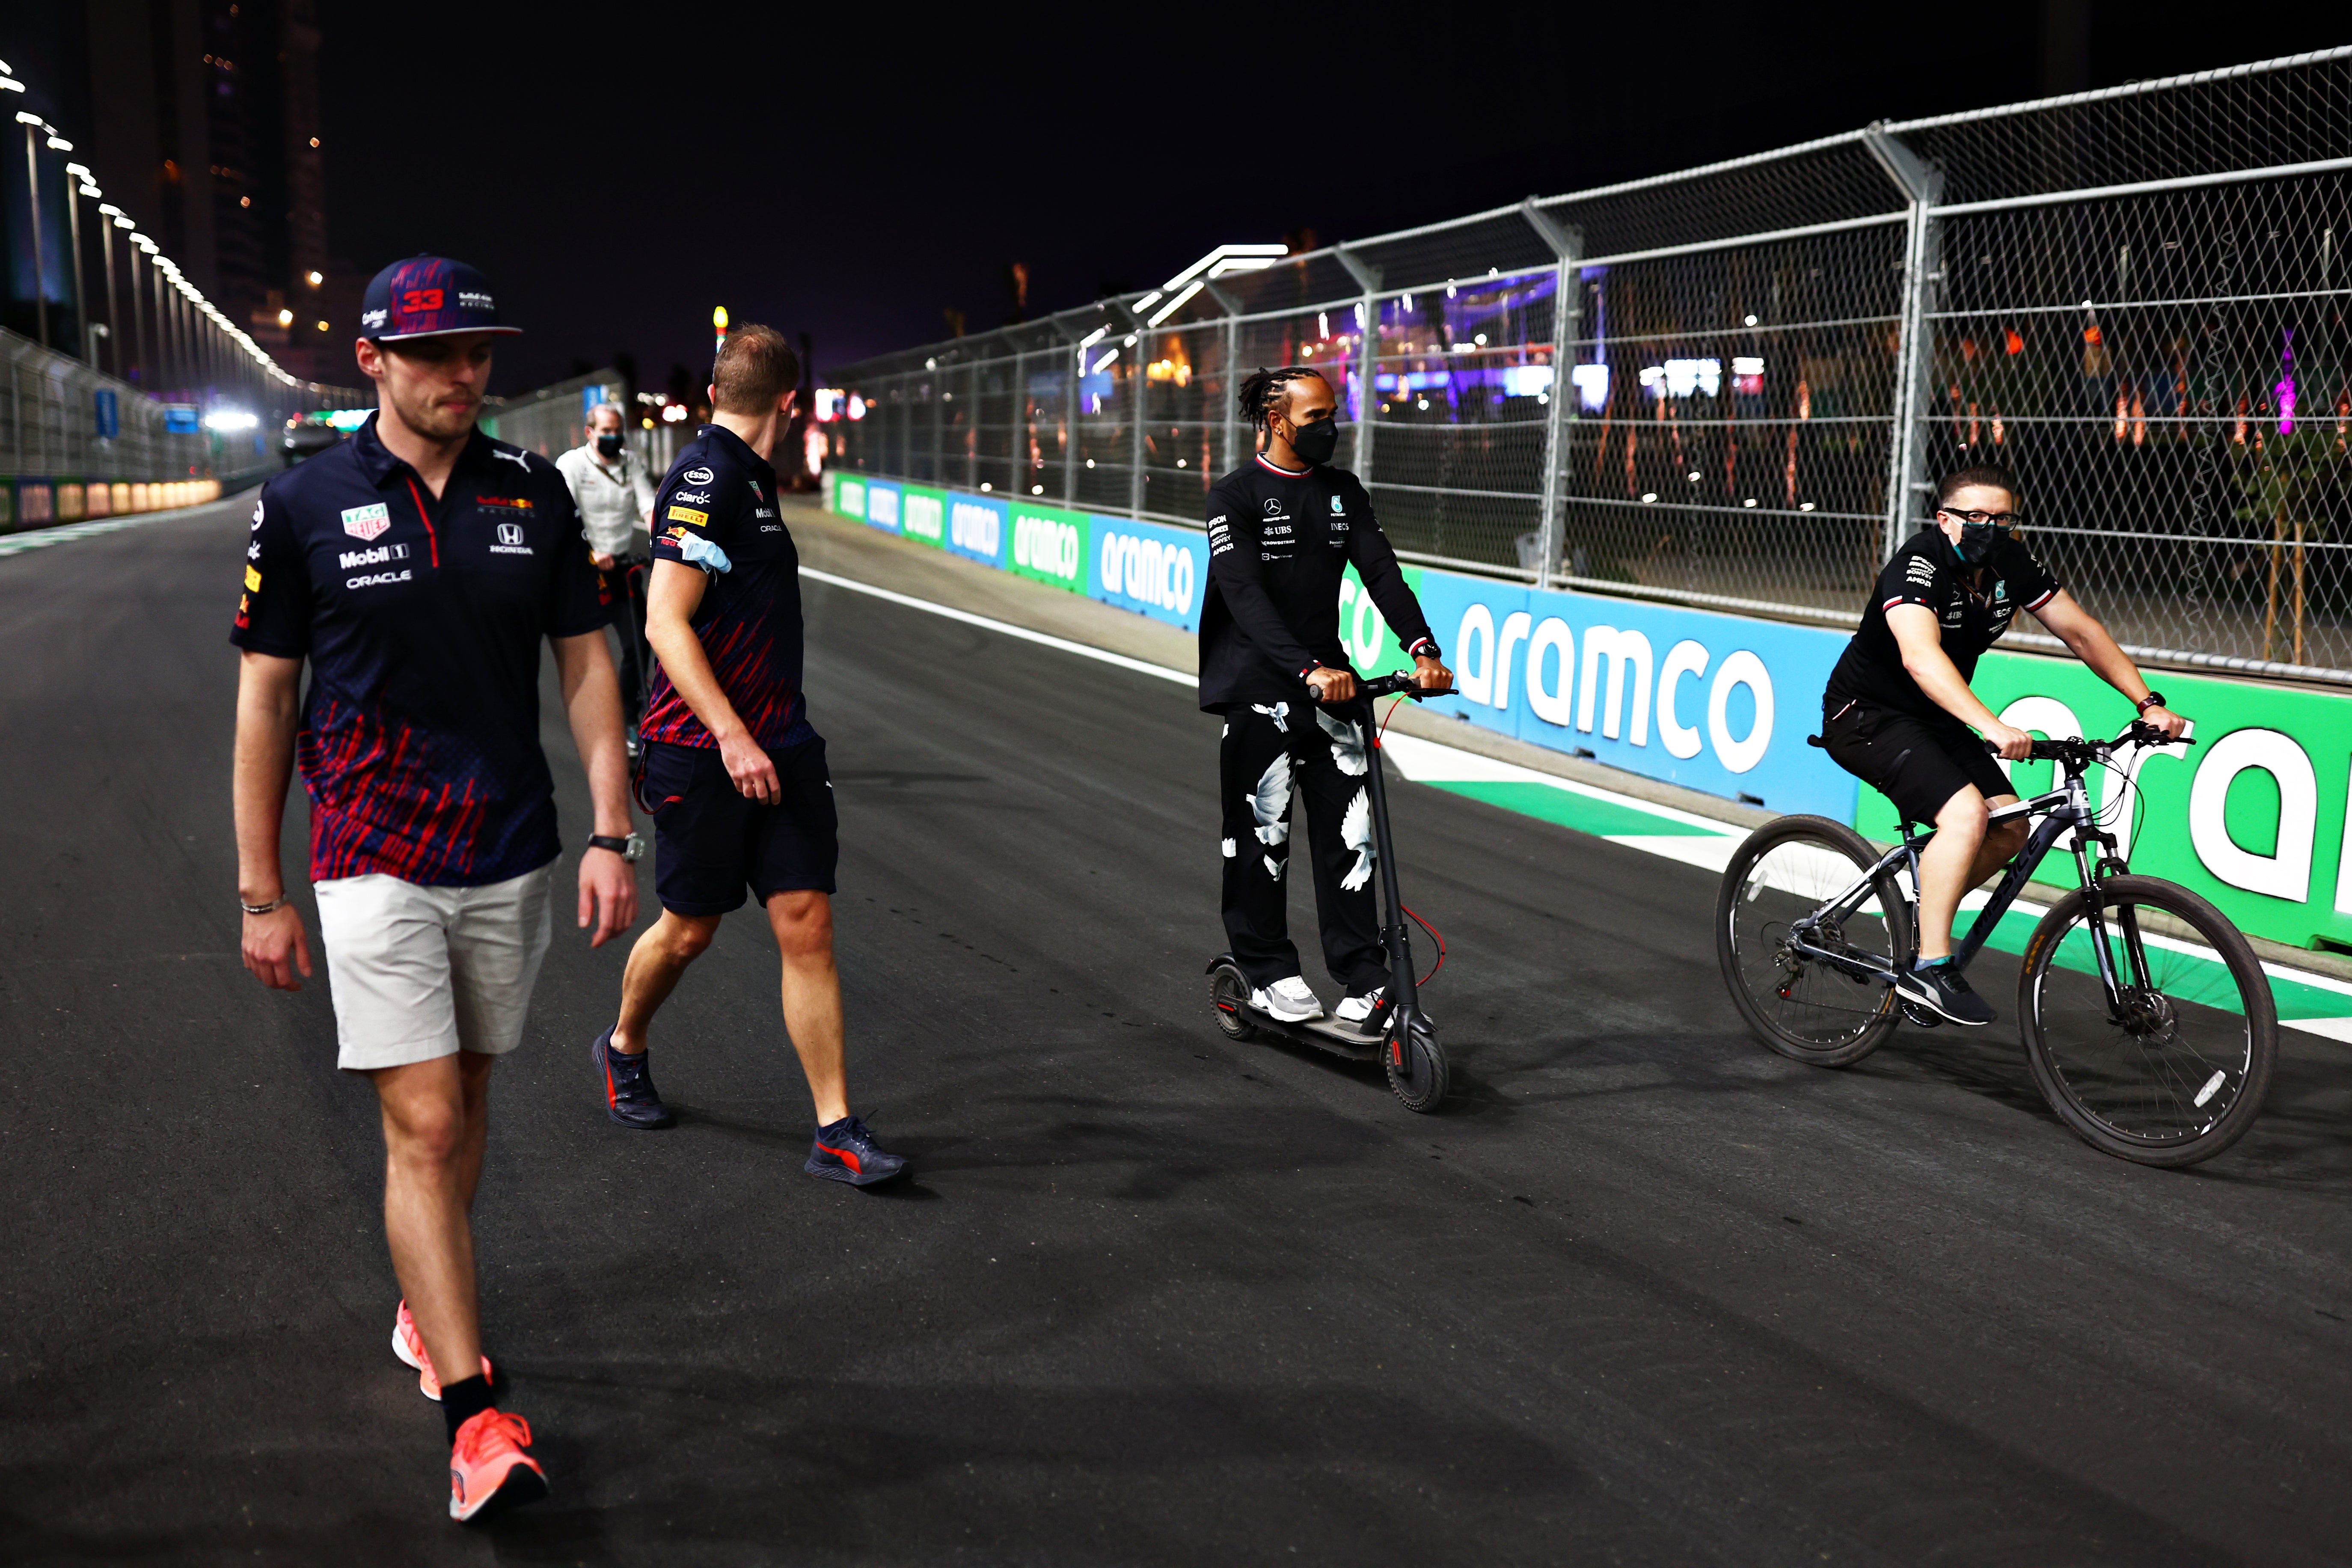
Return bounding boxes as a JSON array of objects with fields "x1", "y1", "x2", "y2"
[
  {"x1": 1819, "y1": 463, "x2": 2188, "y2": 1025},
  {"x1": 233, "y1": 256, "x2": 637, "y2": 1521},
  {"x1": 590, "y1": 324, "x2": 904, "y2": 1186}
]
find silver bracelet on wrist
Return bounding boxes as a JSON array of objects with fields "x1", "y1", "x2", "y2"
[{"x1": 241, "y1": 896, "x2": 289, "y2": 916}]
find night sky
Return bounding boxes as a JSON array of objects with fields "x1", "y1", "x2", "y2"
[{"x1": 315, "y1": 1, "x2": 2347, "y2": 394}]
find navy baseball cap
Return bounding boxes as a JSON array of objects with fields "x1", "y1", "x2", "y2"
[{"x1": 359, "y1": 255, "x2": 522, "y2": 342}]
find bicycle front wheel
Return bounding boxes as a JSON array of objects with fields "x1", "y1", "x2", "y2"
[
  {"x1": 2019, "y1": 875, "x2": 2277, "y2": 1167},
  {"x1": 1717, "y1": 815, "x2": 1912, "y2": 1067}
]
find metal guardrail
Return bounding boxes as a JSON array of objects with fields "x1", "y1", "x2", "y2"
[
  {"x1": 830, "y1": 48, "x2": 2352, "y2": 686},
  {"x1": 0, "y1": 324, "x2": 359, "y2": 526}
]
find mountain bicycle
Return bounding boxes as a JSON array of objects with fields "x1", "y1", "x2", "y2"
[{"x1": 1715, "y1": 721, "x2": 2276, "y2": 1167}]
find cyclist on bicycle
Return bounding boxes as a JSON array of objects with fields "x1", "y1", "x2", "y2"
[{"x1": 1819, "y1": 463, "x2": 2188, "y2": 1025}]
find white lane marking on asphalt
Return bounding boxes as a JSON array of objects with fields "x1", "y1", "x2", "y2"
[
  {"x1": 799, "y1": 561, "x2": 2352, "y2": 1015},
  {"x1": 798, "y1": 566, "x2": 1192, "y2": 686},
  {"x1": 1380, "y1": 731, "x2": 1743, "y2": 836},
  {"x1": 0, "y1": 496, "x2": 242, "y2": 558}
]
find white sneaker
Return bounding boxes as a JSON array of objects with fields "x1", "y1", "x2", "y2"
[
  {"x1": 1251, "y1": 976, "x2": 1324, "y2": 1022},
  {"x1": 1334, "y1": 987, "x2": 1384, "y2": 1025}
]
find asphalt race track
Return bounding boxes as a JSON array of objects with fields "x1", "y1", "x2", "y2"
[{"x1": 5, "y1": 494, "x2": 2351, "y2": 1566}]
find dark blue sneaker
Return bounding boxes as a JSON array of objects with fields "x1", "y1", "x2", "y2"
[
  {"x1": 806, "y1": 1115, "x2": 906, "y2": 1186},
  {"x1": 593, "y1": 1026, "x2": 675, "y2": 1128}
]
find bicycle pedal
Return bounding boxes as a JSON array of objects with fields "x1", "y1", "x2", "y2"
[{"x1": 1899, "y1": 1000, "x2": 1944, "y2": 1028}]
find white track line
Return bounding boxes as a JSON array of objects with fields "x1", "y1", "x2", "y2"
[{"x1": 802, "y1": 566, "x2": 1192, "y2": 686}]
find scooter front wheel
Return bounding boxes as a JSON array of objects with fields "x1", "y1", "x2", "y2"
[
  {"x1": 1208, "y1": 961, "x2": 1260, "y2": 1042},
  {"x1": 1385, "y1": 1014, "x2": 1448, "y2": 1112}
]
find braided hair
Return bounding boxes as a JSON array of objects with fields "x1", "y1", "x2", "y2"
[{"x1": 1237, "y1": 365, "x2": 1328, "y2": 437}]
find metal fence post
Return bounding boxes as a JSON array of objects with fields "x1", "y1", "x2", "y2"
[
  {"x1": 1865, "y1": 123, "x2": 1943, "y2": 563},
  {"x1": 1520, "y1": 199, "x2": 1583, "y2": 589},
  {"x1": 1203, "y1": 279, "x2": 1243, "y2": 478},
  {"x1": 1128, "y1": 316, "x2": 1146, "y2": 519},
  {"x1": 1334, "y1": 246, "x2": 1381, "y2": 480},
  {"x1": 966, "y1": 359, "x2": 980, "y2": 491},
  {"x1": 1051, "y1": 317, "x2": 1084, "y2": 510}
]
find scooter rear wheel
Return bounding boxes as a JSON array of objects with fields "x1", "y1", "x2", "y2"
[
  {"x1": 1385, "y1": 1015, "x2": 1448, "y2": 1112},
  {"x1": 1208, "y1": 963, "x2": 1259, "y2": 1042}
]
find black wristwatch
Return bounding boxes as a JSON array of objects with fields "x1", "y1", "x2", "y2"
[
  {"x1": 587, "y1": 832, "x2": 644, "y2": 863},
  {"x1": 2136, "y1": 691, "x2": 2168, "y2": 714}
]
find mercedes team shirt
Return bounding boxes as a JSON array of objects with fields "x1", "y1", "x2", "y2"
[
  {"x1": 231, "y1": 415, "x2": 616, "y2": 886},
  {"x1": 1198, "y1": 454, "x2": 1436, "y2": 711},
  {"x1": 1825, "y1": 526, "x2": 2062, "y2": 726},
  {"x1": 637, "y1": 423, "x2": 818, "y2": 753}
]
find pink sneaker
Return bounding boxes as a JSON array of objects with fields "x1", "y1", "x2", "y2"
[
  {"x1": 448, "y1": 1408, "x2": 547, "y2": 1522},
  {"x1": 391, "y1": 1299, "x2": 494, "y2": 1401}
]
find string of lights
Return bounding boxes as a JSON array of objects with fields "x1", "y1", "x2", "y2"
[{"x1": 4, "y1": 53, "x2": 305, "y2": 392}]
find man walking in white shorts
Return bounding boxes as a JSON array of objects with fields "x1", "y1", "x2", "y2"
[{"x1": 232, "y1": 255, "x2": 638, "y2": 1523}]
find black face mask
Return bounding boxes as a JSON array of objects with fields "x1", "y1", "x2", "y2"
[
  {"x1": 596, "y1": 431, "x2": 625, "y2": 458},
  {"x1": 1954, "y1": 521, "x2": 2002, "y2": 564},
  {"x1": 1287, "y1": 417, "x2": 1340, "y2": 467}
]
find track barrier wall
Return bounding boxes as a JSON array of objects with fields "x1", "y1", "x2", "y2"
[{"x1": 822, "y1": 467, "x2": 2352, "y2": 955}]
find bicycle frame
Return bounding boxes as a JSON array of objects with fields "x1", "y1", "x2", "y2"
[{"x1": 1783, "y1": 753, "x2": 2140, "y2": 1004}]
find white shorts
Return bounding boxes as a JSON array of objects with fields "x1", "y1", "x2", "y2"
[{"x1": 314, "y1": 865, "x2": 555, "y2": 1072}]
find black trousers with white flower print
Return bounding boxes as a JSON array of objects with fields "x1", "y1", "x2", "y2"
[{"x1": 1218, "y1": 698, "x2": 1387, "y2": 995}]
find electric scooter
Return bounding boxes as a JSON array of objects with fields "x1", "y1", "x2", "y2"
[{"x1": 1207, "y1": 671, "x2": 1455, "y2": 1112}]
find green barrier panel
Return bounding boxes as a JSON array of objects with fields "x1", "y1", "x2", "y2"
[
  {"x1": 1005, "y1": 500, "x2": 1089, "y2": 592},
  {"x1": 1852, "y1": 649, "x2": 2352, "y2": 953},
  {"x1": 833, "y1": 475, "x2": 866, "y2": 521},
  {"x1": 900, "y1": 484, "x2": 947, "y2": 548},
  {"x1": 1336, "y1": 562, "x2": 1424, "y2": 678}
]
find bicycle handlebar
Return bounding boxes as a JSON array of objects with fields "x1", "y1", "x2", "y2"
[{"x1": 1983, "y1": 719, "x2": 2195, "y2": 766}]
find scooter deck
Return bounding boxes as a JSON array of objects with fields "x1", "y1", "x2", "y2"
[{"x1": 1242, "y1": 1007, "x2": 1385, "y2": 1060}]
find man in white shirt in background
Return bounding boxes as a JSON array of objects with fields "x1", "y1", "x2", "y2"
[{"x1": 556, "y1": 402, "x2": 658, "y2": 746}]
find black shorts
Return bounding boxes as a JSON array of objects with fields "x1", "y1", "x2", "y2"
[
  {"x1": 641, "y1": 736, "x2": 838, "y2": 915},
  {"x1": 1820, "y1": 699, "x2": 2012, "y2": 828}
]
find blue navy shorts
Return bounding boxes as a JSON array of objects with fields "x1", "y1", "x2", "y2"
[{"x1": 641, "y1": 736, "x2": 838, "y2": 915}]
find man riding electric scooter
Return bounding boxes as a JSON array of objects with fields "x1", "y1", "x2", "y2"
[{"x1": 1200, "y1": 366, "x2": 1452, "y2": 1029}]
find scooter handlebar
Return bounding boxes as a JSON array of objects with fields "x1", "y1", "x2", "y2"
[{"x1": 1343, "y1": 672, "x2": 1457, "y2": 701}]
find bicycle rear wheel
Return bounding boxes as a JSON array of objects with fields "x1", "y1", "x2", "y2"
[
  {"x1": 2019, "y1": 875, "x2": 2277, "y2": 1167},
  {"x1": 1717, "y1": 815, "x2": 1912, "y2": 1067}
]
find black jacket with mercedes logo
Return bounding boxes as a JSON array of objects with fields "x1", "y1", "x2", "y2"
[{"x1": 1197, "y1": 453, "x2": 1436, "y2": 712}]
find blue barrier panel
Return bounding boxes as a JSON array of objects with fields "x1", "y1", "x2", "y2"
[
  {"x1": 1414, "y1": 574, "x2": 1529, "y2": 743},
  {"x1": 1416, "y1": 573, "x2": 1857, "y2": 818},
  {"x1": 863, "y1": 480, "x2": 902, "y2": 535},
  {"x1": 1087, "y1": 514, "x2": 1209, "y2": 633},
  {"x1": 946, "y1": 491, "x2": 1008, "y2": 567}
]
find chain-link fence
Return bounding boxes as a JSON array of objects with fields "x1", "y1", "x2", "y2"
[
  {"x1": 2, "y1": 323, "x2": 360, "y2": 525},
  {"x1": 830, "y1": 48, "x2": 2352, "y2": 686},
  {"x1": 480, "y1": 367, "x2": 692, "y2": 481}
]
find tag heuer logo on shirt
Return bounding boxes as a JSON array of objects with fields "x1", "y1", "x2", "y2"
[
  {"x1": 683, "y1": 466, "x2": 716, "y2": 485},
  {"x1": 342, "y1": 502, "x2": 392, "y2": 542}
]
